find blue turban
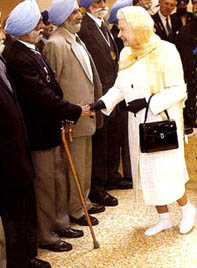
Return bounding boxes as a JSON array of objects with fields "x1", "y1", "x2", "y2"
[
  {"x1": 177, "y1": 0, "x2": 189, "y2": 4},
  {"x1": 80, "y1": 0, "x2": 94, "y2": 8},
  {"x1": 5, "y1": 0, "x2": 41, "y2": 36},
  {"x1": 108, "y1": 0, "x2": 133, "y2": 25},
  {"x1": 49, "y1": 0, "x2": 76, "y2": 26},
  {"x1": 41, "y1": 10, "x2": 49, "y2": 25}
]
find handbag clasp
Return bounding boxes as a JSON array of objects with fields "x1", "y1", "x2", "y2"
[{"x1": 160, "y1": 133, "x2": 165, "y2": 139}]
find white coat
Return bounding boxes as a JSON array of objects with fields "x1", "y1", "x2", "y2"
[{"x1": 100, "y1": 41, "x2": 189, "y2": 205}]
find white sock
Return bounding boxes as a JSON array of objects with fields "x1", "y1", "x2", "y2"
[
  {"x1": 181, "y1": 200, "x2": 191, "y2": 211},
  {"x1": 144, "y1": 212, "x2": 172, "y2": 236},
  {"x1": 180, "y1": 200, "x2": 196, "y2": 234}
]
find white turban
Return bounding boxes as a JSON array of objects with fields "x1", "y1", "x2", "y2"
[
  {"x1": 5, "y1": 0, "x2": 41, "y2": 37},
  {"x1": 49, "y1": 0, "x2": 76, "y2": 26}
]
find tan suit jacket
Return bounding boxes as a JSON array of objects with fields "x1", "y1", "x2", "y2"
[{"x1": 43, "y1": 27, "x2": 103, "y2": 137}]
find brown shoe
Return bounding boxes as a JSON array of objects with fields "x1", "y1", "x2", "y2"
[
  {"x1": 55, "y1": 227, "x2": 84, "y2": 238},
  {"x1": 39, "y1": 240, "x2": 72, "y2": 252}
]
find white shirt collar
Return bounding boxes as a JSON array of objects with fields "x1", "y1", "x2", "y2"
[
  {"x1": 87, "y1": 12, "x2": 103, "y2": 28},
  {"x1": 159, "y1": 10, "x2": 171, "y2": 21},
  {"x1": 158, "y1": 10, "x2": 172, "y2": 27},
  {"x1": 18, "y1": 40, "x2": 36, "y2": 50}
]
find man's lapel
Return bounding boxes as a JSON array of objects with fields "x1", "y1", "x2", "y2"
[
  {"x1": 154, "y1": 13, "x2": 167, "y2": 37},
  {"x1": 85, "y1": 15, "x2": 117, "y2": 65},
  {"x1": 58, "y1": 28, "x2": 93, "y2": 84},
  {"x1": 0, "y1": 58, "x2": 13, "y2": 95}
]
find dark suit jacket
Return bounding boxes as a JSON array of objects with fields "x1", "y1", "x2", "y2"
[
  {"x1": 171, "y1": 11, "x2": 194, "y2": 34},
  {"x1": 0, "y1": 61, "x2": 34, "y2": 188},
  {"x1": 78, "y1": 14, "x2": 119, "y2": 94},
  {"x1": 3, "y1": 41, "x2": 82, "y2": 151},
  {"x1": 176, "y1": 21, "x2": 197, "y2": 82},
  {"x1": 152, "y1": 12, "x2": 177, "y2": 43},
  {"x1": 176, "y1": 21, "x2": 197, "y2": 127}
]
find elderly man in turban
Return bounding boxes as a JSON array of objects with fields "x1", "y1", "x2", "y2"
[
  {"x1": 78, "y1": 0, "x2": 133, "y2": 209},
  {"x1": 3, "y1": 0, "x2": 92, "y2": 252},
  {"x1": 90, "y1": 6, "x2": 196, "y2": 236},
  {"x1": 43, "y1": 0, "x2": 105, "y2": 227},
  {"x1": 0, "y1": 12, "x2": 51, "y2": 268},
  {"x1": 171, "y1": 0, "x2": 194, "y2": 34}
]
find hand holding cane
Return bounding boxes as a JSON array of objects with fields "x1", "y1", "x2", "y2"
[{"x1": 61, "y1": 121, "x2": 100, "y2": 249}]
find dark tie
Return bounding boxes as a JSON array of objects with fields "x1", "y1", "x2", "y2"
[
  {"x1": 76, "y1": 35, "x2": 82, "y2": 44},
  {"x1": 166, "y1": 17, "x2": 172, "y2": 36},
  {"x1": 100, "y1": 21, "x2": 109, "y2": 41}
]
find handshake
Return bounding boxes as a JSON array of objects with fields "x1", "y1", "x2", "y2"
[
  {"x1": 81, "y1": 97, "x2": 148, "y2": 117},
  {"x1": 81, "y1": 100, "x2": 106, "y2": 117}
]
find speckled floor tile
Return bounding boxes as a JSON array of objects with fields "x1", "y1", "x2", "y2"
[{"x1": 38, "y1": 180, "x2": 197, "y2": 268}]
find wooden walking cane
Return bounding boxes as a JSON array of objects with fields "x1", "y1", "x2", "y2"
[{"x1": 61, "y1": 121, "x2": 100, "y2": 249}]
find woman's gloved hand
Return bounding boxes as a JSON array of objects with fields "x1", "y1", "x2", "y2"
[
  {"x1": 90, "y1": 100, "x2": 106, "y2": 112},
  {"x1": 126, "y1": 98, "x2": 147, "y2": 114}
]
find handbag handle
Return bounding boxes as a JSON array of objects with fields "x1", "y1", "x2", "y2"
[{"x1": 144, "y1": 95, "x2": 170, "y2": 123}]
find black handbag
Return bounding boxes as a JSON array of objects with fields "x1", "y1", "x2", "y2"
[{"x1": 139, "y1": 95, "x2": 179, "y2": 153}]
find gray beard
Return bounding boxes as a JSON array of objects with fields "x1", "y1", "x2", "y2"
[{"x1": 63, "y1": 21, "x2": 81, "y2": 34}]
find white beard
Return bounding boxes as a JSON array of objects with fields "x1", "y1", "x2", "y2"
[{"x1": 28, "y1": 30, "x2": 43, "y2": 44}]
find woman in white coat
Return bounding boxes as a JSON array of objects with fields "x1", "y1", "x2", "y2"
[{"x1": 90, "y1": 6, "x2": 196, "y2": 236}]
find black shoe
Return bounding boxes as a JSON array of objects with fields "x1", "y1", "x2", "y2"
[
  {"x1": 105, "y1": 178, "x2": 133, "y2": 190},
  {"x1": 70, "y1": 215, "x2": 99, "y2": 226},
  {"x1": 184, "y1": 127, "x2": 194, "y2": 135},
  {"x1": 89, "y1": 190, "x2": 118, "y2": 206},
  {"x1": 88, "y1": 204, "x2": 105, "y2": 214},
  {"x1": 123, "y1": 177, "x2": 133, "y2": 182},
  {"x1": 39, "y1": 240, "x2": 72, "y2": 252},
  {"x1": 55, "y1": 227, "x2": 84, "y2": 238},
  {"x1": 28, "y1": 258, "x2": 51, "y2": 268}
]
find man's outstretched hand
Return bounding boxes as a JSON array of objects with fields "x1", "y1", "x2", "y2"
[{"x1": 81, "y1": 105, "x2": 95, "y2": 117}]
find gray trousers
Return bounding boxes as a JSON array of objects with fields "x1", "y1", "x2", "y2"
[
  {"x1": 63, "y1": 136, "x2": 93, "y2": 219},
  {"x1": 0, "y1": 217, "x2": 6, "y2": 268},
  {"x1": 32, "y1": 145, "x2": 69, "y2": 245}
]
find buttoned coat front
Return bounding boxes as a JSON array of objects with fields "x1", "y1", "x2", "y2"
[{"x1": 100, "y1": 41, "x2": 189, "y2": 205}]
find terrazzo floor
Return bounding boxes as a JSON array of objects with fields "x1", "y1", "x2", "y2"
[{"x1": 38, "y1": 180, "x2": 197, "y2": 268}]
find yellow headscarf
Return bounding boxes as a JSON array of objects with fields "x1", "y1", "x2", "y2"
[{"x1": 118, "y1": 6, "x2": 164, "y2": 94}]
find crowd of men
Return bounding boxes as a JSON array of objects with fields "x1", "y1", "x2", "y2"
[{"x1": 0, "y1": 0, "x2": 197, "y2": 267}]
